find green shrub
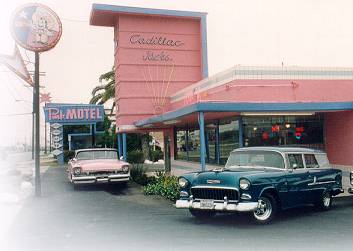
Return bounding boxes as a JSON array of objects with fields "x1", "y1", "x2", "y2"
[
  {"x1": 143, "y1": 171, "x2": 180, "y2": 202},
  {"x1": 130, "y1": 164, "x2": 155, "y2": 186},
  {"x1": 150, "y1": 149, "x2": 164, "y2": 162},
  {"x1": 127, "y1": 150, "x2": 145, "y2": 164}
]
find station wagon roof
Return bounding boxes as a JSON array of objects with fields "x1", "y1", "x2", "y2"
[{"x1": 233, "y1": 146, "x2": 325, "y2": 154}]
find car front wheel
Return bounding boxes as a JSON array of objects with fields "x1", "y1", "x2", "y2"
[
  {"x1": 253, "y1": 193, "x2": 278, "y2": 224},
  {"x1": 315, "y1": 191, "x2": 332, "y2": 210},
  {"x1": 189, "y1": 209, "x2": 216, "y2": 218}
]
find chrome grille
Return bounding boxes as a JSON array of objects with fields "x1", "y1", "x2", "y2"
[
  {"x1": 191, "y1": 187, "x2": 239, "y2": 201},
  {"x1": 88, "y1": 171, "x2": 116, "y2": 176}
]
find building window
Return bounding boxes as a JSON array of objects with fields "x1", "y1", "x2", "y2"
[
  {"x1": 219, "y1": 118, "x2": 239, "y2": 165},
  {"x1": 175, "y1": 130, "x2": 187, "y2": 160},
  {"x1": 188, "y1": 129, "x2": 200, "y2": 162},
  {"x1": 243, "y1": 115, "x2": 324, "y2": 149}
]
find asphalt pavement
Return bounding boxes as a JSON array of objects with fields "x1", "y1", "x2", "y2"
[{"x1": 3, "y1": 165, "x2": 353, "y2": 251}]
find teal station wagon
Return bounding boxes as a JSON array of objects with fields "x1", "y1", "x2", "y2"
[{"x1": 176, "y1": 147, "x2": 343, "y2": 223}]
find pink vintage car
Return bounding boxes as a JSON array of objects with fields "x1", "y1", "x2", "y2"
[{"x1": 68, "y1": 148, "x2": 130, "y2": 187}]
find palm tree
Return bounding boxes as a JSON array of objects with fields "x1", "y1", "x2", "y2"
[
  {"x1": 90, "y1": 68, "x2": 116, "y2": 113},
  {"x1": 90, "y1": 67, "x2": 150, "y2": 160}
]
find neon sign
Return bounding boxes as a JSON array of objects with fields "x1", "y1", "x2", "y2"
[{"x1": 44, "y1": 104, "x2": 104, "y2": 123}]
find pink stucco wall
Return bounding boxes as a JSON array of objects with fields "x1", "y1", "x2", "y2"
[
  {"x1": 172, "y1": 79, "x2": 353, "y2": 109},
  {"x1": 325, "y1": 111, "x2": 353, "y2": 165},
  {"x1": 114, "y1": 14, "x2": 203, "y2": 129}
]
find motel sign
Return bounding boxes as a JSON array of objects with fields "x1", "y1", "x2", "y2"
[{"x1": 44, "y1": 103, "x2": 104, "y2": 123}]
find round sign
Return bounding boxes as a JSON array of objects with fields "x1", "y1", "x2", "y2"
[{"x1": 10, "y1": 3, "x2": 62, "y2": 52}]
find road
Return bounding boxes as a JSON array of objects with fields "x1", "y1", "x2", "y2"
[{"x1": 3, "y1": 166, "x2": 353, "y2": 251}]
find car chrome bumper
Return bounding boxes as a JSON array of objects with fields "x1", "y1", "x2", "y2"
[
  {"x1": 72, "y1": 174, "x2": 130, "y2": 184},
  {"x1": 175, "y1": 199, "x2": 258, "y2": 212},
  {"x1": 348, "y1": 187, "x2": 353, "y2": 194}
]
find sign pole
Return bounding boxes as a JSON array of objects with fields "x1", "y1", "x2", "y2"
[
  {"x1": 44, "y1": 102, "x2": 47, "y2": 154},
  {"x1": 32, "y1": 110, "x2": 34, "y2": 160},
  {"x1": 34, "y1": 51, "x2": 41, "y2": 197}
]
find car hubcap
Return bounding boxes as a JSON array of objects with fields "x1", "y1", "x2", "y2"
[
  {"x1": 323, "y1": 193, "x2": 331, "y2": 207},
  {"x1": 254, "y1": 198, "x2": 272, "y2": 221}
]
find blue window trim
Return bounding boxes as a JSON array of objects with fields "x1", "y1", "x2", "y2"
[{"x1": 135, "y1": 101, "x2": 353, "y2": 127}]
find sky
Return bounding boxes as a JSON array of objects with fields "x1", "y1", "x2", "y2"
[{"x1": 1, "y1": 0, "x2": 353, "y2": 146}]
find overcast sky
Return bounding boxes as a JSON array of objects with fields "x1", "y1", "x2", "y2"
[{"x1": 1, "y1": 0, "x2": 353, "y2": 146}]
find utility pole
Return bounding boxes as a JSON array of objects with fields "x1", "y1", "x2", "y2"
[
  {"x1": 34, "y1": 52, "x2": 41, "y2": 197},
  {"x1": 32, "y1": 110, "x2": 34, "y2": 159},
  {"x1": 44, "y1": 102, "x2": 47, "y2": 154}
]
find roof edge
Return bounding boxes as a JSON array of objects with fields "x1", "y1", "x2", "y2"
[{"x1": 90, "y1": 3, "x2": 207, "y2": 26}]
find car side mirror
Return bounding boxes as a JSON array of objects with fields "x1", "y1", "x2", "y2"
[
  {"x1": 119, "y1": 156, "x2": 124, "y2": 161},
  {"x1": 292, "y1": 163, "x2": 298, "y2": 169}
]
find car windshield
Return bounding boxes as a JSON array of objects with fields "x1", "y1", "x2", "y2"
[
  {"x1": 225, "y1": 150, "x2": 285, "y2": 169},
  {"x1": 76, "y1": 150, "x2": 118, "y2": 160}
]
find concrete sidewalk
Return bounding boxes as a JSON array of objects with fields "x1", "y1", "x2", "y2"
[{"x1": 0, "y1": 152, "x2": 58, "y2": 244}]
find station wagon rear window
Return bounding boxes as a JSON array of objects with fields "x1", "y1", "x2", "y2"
[
  {"x1": 76, "y1": 150, "x2": 118, "y2": 160},
  {"x1": 225, "y1": 151, "x2": 285, "y2": 169}
]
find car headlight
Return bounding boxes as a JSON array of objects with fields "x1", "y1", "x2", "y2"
[
  {"x1": 239, "y1": 178, "x2": 251, "y2": 190},
  {"x1": 73, "y1": 167, "x2": 81, "y2": 176},
  {"x1": 178, "y1": 177, "x2": 189, "y2": 188},
  {"x1": 122, "y1": 165, "x2": 129, "y2": 174}
]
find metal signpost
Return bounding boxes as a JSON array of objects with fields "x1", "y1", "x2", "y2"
[{"x1": 11, "y1": 3, "x2": 62, "y2": 196}]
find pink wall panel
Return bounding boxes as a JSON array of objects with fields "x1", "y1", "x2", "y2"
[
  {"x1": 118, "y1": 31, "x2": 201, "y2": 51},
  {"x1": 117, "y1": 81, "x2": 197, "y2": 97},
  {"x1": 116, "y1": 65, "x2": 201, "y2": 82},
  {"x1": 118, "y1": 14, "x2": 200, "y2": 34},
  {"x1": 117, "y1": 114, "x2": 155, "y2": 126},
  {"x1": 114, "y1": 14, "x2": 203, "y2": 128},
  {"x1": 171, "y1": 79, "x2": 353, "y2": 110},
  {"x1": 325, "y1": 111, "x2": 353, "y2": 165},
  {"x1": 117, "y1": 48, "x2": 201, "y2": 66}
]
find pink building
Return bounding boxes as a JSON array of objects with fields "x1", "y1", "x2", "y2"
[{"x1": 90, "y1": 4, "x2": 353, "y2": 169}]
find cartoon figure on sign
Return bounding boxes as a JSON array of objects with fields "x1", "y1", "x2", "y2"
[
  {"x1": 31, "y1": 8, "x2": 55, "y2": 44},
  {"x1": 11, "y1": 4, "x2": 62, "y2": 52}
]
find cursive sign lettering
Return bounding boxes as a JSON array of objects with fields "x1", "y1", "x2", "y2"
[
  {"x1": 143, "y1": 51, "x2": 172, "y2": 62},
  {"x1": 130, "y1": 34, "x2": 184, "y2": 47},
  {"x1": 47, "y1": 107, "x2": 103, "y2": 121}
]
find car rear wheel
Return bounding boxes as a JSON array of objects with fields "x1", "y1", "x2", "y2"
[
  {"x1": 189, "y1": 209, "x2": 216, "y2": 218},
  {"x1": 253, "y1": 193, "x2": 278, "y2": 224},
  {"x1": 315, "y1": 191, "x2": 332, "y2": 211}
]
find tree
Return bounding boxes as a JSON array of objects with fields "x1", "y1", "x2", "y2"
[
  {"x1": 90, "y1": 67, "x2": 151, "y2": 160},
  {"x1": 89, "y1": 68, "x2": 116, "y2": 113}
]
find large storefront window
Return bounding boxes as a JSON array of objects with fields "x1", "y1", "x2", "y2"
[
  {"x1": 174, "y1": 118, "x2": 240, "y2": 165},
  {"x1": 175, "y1": 130, "x2": 187, "y2": 160},
  {"x1": 243, "y1": 115, "x2": 324, "y2": 149},
  {"x1": 219, "y1": 119, "x2": 239, "y2": 165}
]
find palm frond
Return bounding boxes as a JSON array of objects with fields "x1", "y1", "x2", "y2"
[{"x1": 91, "y1": 85, "x2": 106, "y2": 96}]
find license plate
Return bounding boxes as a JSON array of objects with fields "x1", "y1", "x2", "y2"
[{"x1": 200, "y1": 199, "x2": 214, "y2": 209}]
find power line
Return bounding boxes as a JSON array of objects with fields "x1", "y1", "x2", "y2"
[
  {"x1": 0, "y1": 112, "x2": 32, "y2": 116},
  {"x1": 61, "y1": 17, "x2": 88, "y2": 23}
]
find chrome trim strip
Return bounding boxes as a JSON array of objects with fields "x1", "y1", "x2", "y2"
[
  {"x1": 191, "y1": 186, "x2": 239, "y2": 191},
  {"x1": 175, "y1": 200, "x2": 258, "y2": 212},
  {"x1": 72, "y1": 174, "x2": 130, "y2": 181},
  {"x1": 308, "y1": 180, "x2": 336, "y2": 186}
]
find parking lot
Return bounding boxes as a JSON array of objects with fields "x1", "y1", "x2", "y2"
[{"x1": 3, "y1": 164, "x2": 353, "y2": 251}]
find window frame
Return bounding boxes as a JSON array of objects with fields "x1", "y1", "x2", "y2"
[
  {"x1": 304, "y1": 154, "x2": 320, "y2": 168},
  {"x1": 286, "y1": 153, "x2": 305, "y2": 169}
]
